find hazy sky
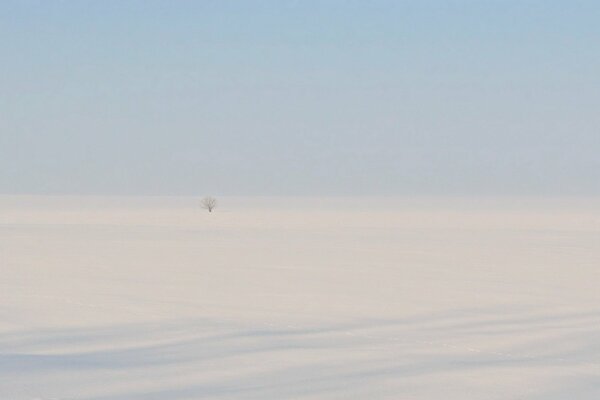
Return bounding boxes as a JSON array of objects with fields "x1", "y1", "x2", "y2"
[{"x1": 1, "y1": 0, "x2": 599, "y2": 195}]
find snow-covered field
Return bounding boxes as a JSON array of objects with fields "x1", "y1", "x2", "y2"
[{"x1": 2, "y1": 196, "x2": 600, "y2": 399}]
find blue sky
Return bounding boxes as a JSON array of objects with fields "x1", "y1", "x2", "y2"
[{"x1": 1, "y1": 0, "x2": 599, "y2": 195}]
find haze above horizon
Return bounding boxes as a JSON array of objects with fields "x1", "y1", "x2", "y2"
[{"x1": 2, "y1": 1, "x2": 599, "y2": 196}]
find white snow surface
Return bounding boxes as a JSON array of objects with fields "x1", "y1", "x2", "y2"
[{"x1": 2, "y1": 196, "x2": 600, "y2": 399}]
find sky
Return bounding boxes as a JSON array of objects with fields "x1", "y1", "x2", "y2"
[{"x1": 1, "y1": 0, "x2": 599, "y2": 196}]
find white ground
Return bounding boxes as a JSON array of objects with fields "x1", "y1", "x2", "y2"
[{"x1": 2, "y1": 196, "x2": 600, "y2": 399}]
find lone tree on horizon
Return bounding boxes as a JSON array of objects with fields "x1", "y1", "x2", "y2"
[{"x1": 200, "y1": 196, "x2": 217, "y2": 212}]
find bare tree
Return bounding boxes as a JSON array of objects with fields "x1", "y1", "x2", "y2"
[{"x1": 200, "y1": 196, "x2": 217, "y2": 212}]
